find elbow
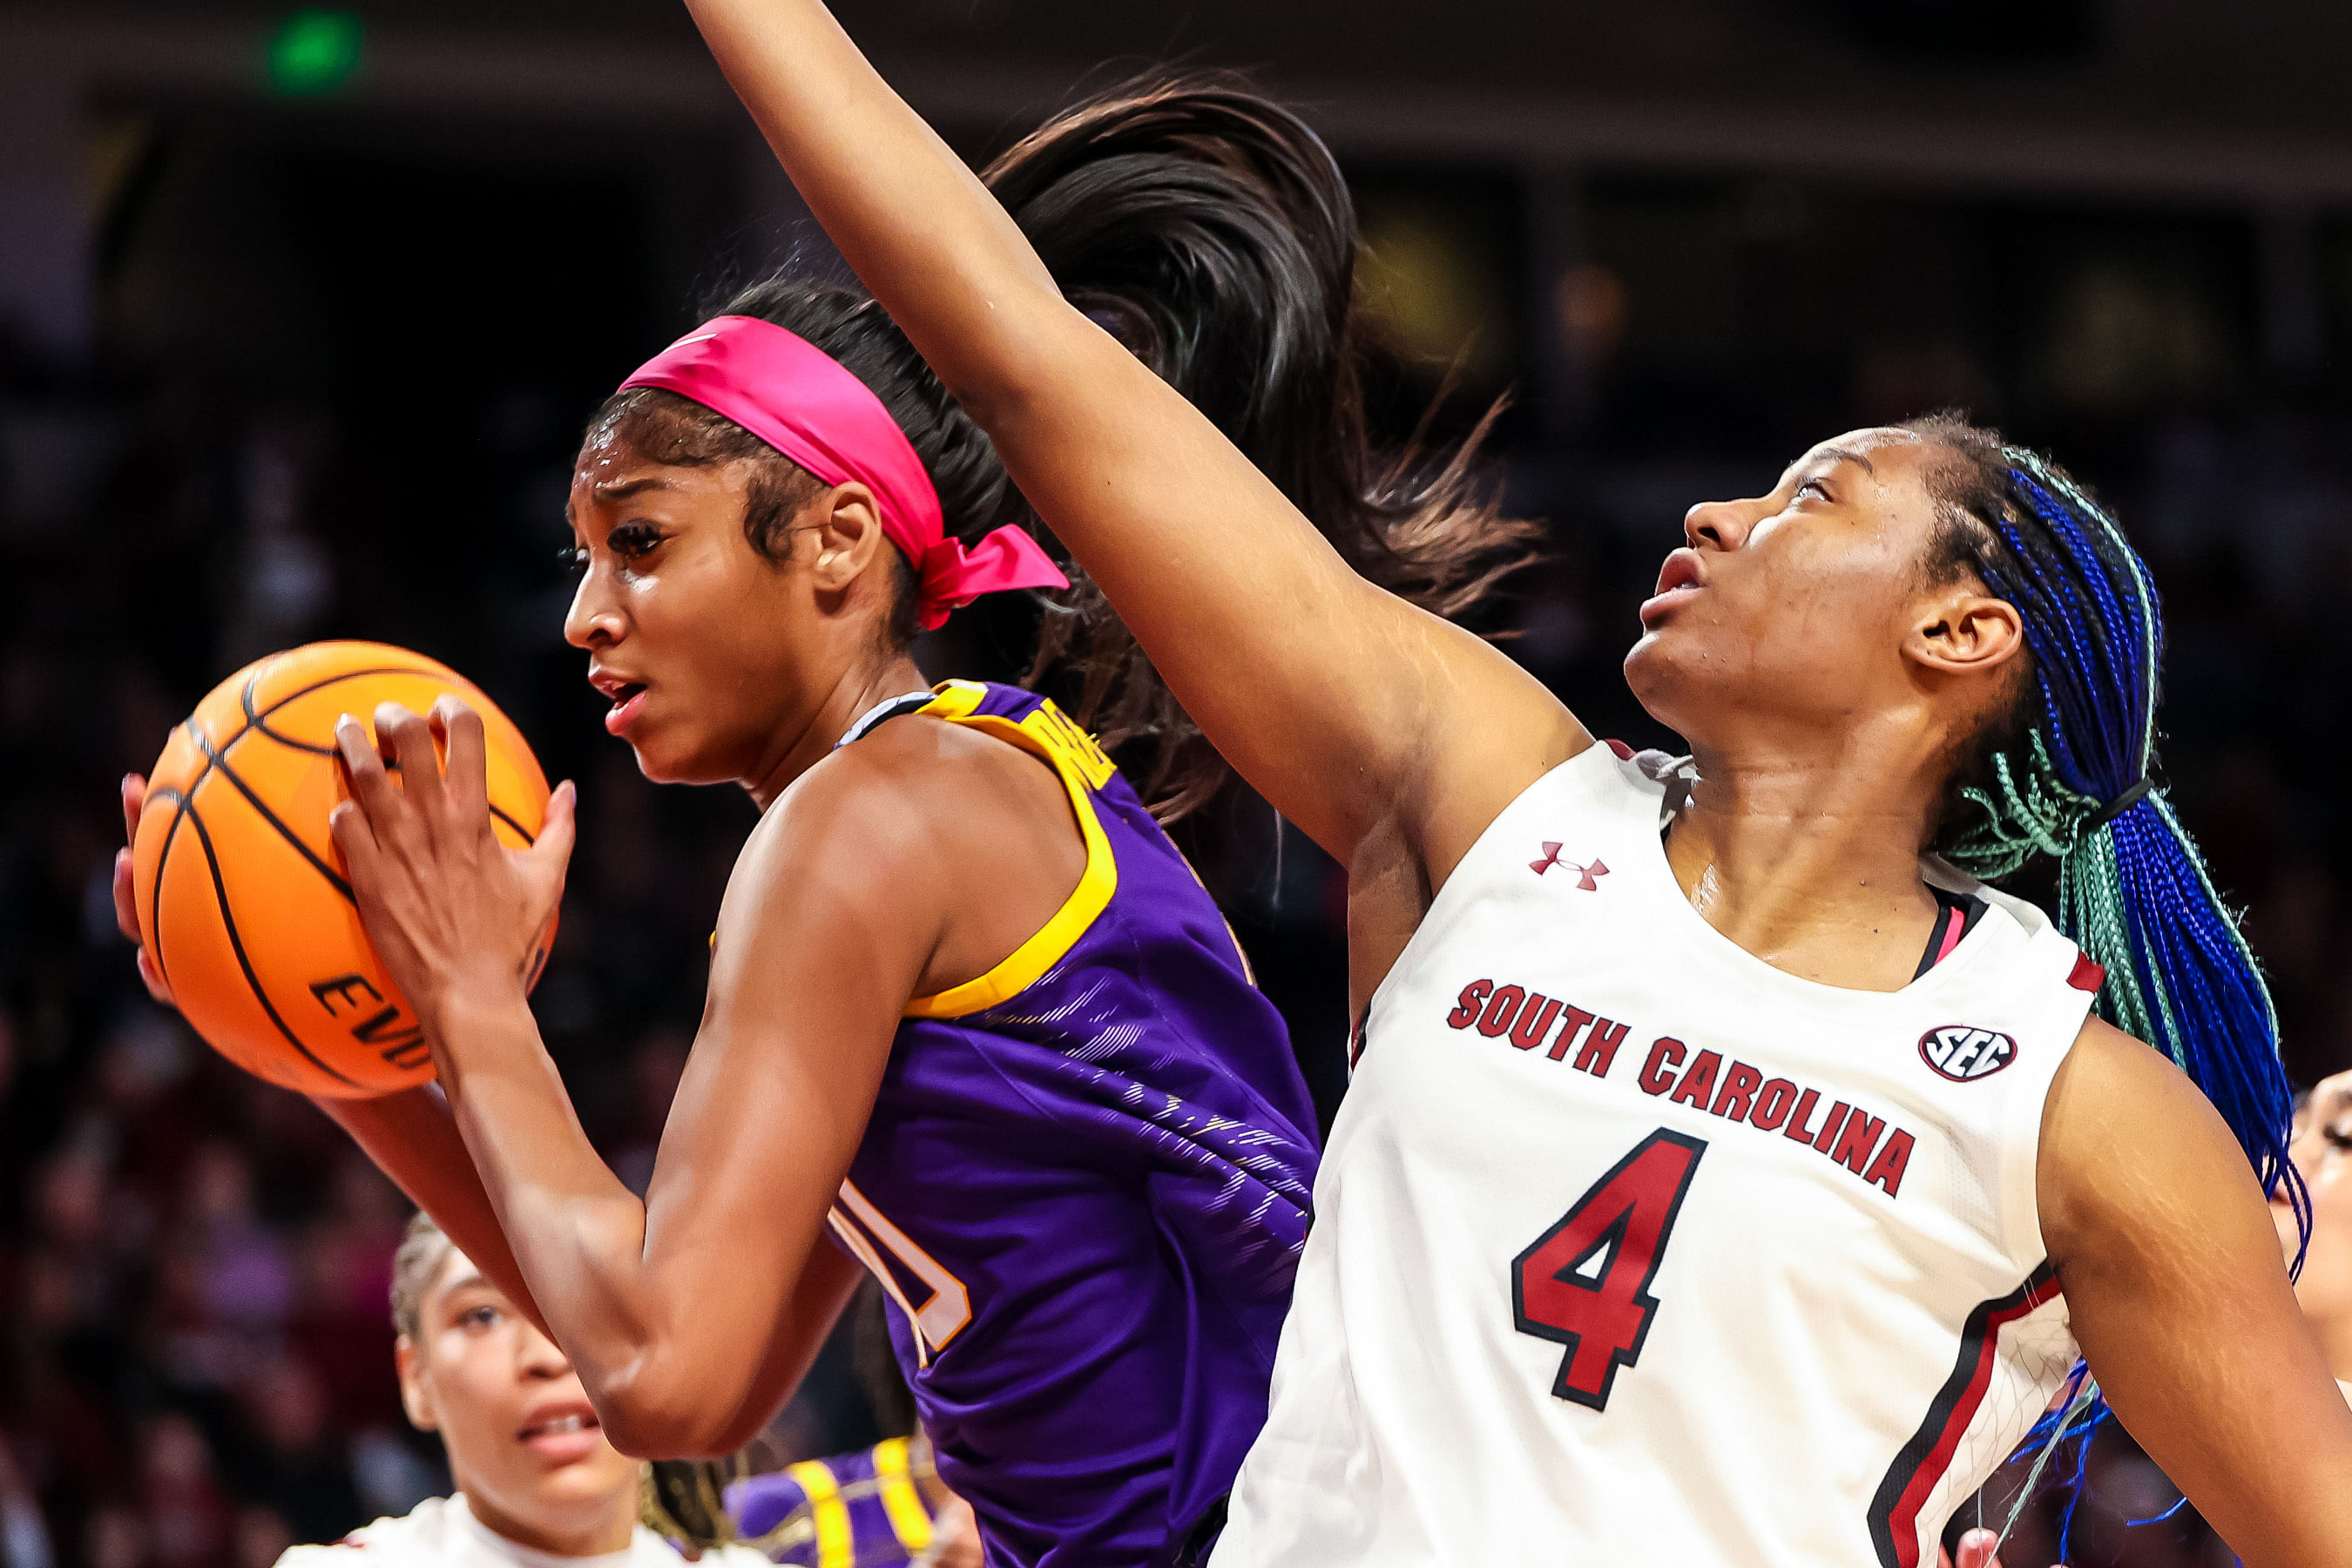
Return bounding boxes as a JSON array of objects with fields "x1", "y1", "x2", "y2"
[{"x1": 590, "y1": 1359, "x2": 753, "y2": 1461}]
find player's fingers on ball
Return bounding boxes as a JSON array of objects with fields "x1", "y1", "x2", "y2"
[
  {"x1": 375, "y1": 702, "x2": 442, "y2": 794},
  {"x1": 522, "y1": 783, "x2": 577, "y2": 916},
  {"x1": 432, "y1": 697, "x2": 491, "y2": 820},
  {"x1": 134, "y1": 947, "x2": 174, "y2": 1006},
  {"x1": 335, "y1": 718, "x2": 406, "y2": 837},
  {"x1": 328, "y1": 796, "x2": 384, "y2": 876},
  {"x1": 120, "y1": 772, "x2": 146, "y2": 846},
  {"x1": 335, "y1": 712, "x2": 392, "y2": 794},
  {"x1": 537, "y1": 780, "x2": 579, "y2": 867},
  {"x1": 113, "y1": 848, "x2": 142, "y2": 941}
]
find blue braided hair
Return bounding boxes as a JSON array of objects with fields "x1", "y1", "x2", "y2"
[{"x1": 1903, "y1": 414, "x2": 2306, "y2": 1551}]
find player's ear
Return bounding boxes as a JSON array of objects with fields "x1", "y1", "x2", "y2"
[
  {"x1": 395, "y1": 1335, "x2": 437, "y2": 1432},
  {"x1": 806, "y1": 483, "x2": 889, "y2": 593},
  {"x1": 1906, "y1": 587, "x2": 2024, "y2": 679}
]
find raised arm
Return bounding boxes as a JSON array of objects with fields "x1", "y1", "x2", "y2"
[
  {"x1": 683, "y1": 0, "x2": 1583, "y2": 889},
  {"x1": 2042, "y1": 1020, "x2": 2352, "y2": 1565}
]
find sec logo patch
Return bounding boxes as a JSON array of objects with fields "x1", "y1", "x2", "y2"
[{"x1": 1919, "y1": 1024, "x2": 2017, "y2": 1083}]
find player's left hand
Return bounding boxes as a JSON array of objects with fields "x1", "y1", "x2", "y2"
[{"x1": 330, "y1": 698, "x2": 576, "y2": 1031}]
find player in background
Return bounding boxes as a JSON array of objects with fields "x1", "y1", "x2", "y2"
[
  {"x1": 114, "y1": 78, "x2": 1539, "y2": 1568},
  {"x1": 2280, "y1": 1072, "x2": 2352, "y2": 1406},
  {"x1": 271, "y1": 1212, "x2": 771, "y2": 1568},
  {"x1": 653, "y1": 1, "x2": 2352, "y2": 1563}
]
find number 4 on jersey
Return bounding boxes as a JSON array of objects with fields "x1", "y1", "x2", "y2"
[{"x1": 1512, "y1": 1128, "x2": 1707, "y2": 1410}]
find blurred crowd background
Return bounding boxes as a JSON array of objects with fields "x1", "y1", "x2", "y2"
[{"x1": 6, "y1": 2, "x2": 2352, "y2": 1565}]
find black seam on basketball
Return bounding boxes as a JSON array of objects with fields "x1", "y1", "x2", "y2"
[
  {"x1": 247, "y1": 664, "x2": 451, "y2": 724},
  {"x1": 229, "y1": 667, "x2": 450, "y2": 762},
  {"x1": 186, "y1": 727, "x2": 358, "y2": 904},
  {"x1": 222, "y1": 724, "x2": 537, "y2": 848},
  {"x1": 146, "y1": 718, "x2": 227, "y2": 983},
  {"x1": 246, "y1": 718, "x2": 339, "y2": 756},
  {"x1": 233, "y1": 666, "x2": 535, "y2": 841},
  {"x1": 197, "y1": 662, "x2": 448, "y2": 778},
  {"x1": 178, "y1": 798, "x2": 363, "y2": 1089},
  {"x1": 222, "y1": 665, "x2": 456, "y2": 767},
  {"x1": 145, "y1": 786, "x2": 193, "y2": 990},
  {"x1": 489, "y1": 804, "x2": 537, "y2": 846},
  {"x1": 234, "y1": 675, "x2": 540, "y2": 848}
]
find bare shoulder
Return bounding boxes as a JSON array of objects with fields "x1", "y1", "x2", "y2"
[
  {"x1": 2037, "y1": 1015, "x2": 2268, "y2": 1265},
  {"x1": 714, "y1": 714, "x2": 1084, "y2": 996},
  {"x1": 2048, "y1": 1014, "x2": 2203, "y2": 1112},
  {"x1": 817, "y1": 713, "x2": 1073, "y2": 848},
  {"x1": 731, "y1": 718, "x2": 1051, "y2": 889}
]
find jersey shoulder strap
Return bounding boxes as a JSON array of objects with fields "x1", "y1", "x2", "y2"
[
  {"x1": 914, "y1": 679, "x2": 1118, "y2": 792},
  {"x1": 887, "y1": 681, "x2": 1123, "y2": 1020}
]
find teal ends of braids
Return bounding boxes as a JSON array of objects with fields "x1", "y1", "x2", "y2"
[
  {"x1": 2054, "y1": 816, "x2": 2176, "y2": 1056},
  {"x1": 1923, "y1": 429, "x2": 2308, "y2": 1559},
  {"x1": 1943, "y1": 732, "x2": 2097, "y2": 875},
  {"x1": 1932, "y1": 443, "x2": 2300, "y2": 1231}
]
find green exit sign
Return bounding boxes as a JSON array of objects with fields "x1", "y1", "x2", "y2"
[{"x1": 268, "y1": 10, "x2": 364, "y2": 97}]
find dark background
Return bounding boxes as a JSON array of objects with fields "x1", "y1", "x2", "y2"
[{"x1": 4, "y1": 3, "x2": 2350, "y2": 1565}]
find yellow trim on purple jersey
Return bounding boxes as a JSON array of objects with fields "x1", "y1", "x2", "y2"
[
  {"x1": 783, "y1": 1459, "x2": 853, "y2": 1568},
  {"x1": 901, "y1": 680, "x2": 1121, "y2": 1020},
  {"x1": 870, "y1": 1438, "x2": 936, "y2": 1553}
]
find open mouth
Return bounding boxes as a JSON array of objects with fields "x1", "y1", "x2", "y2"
[
  {"x1": 601, "y1": 682, "x2": 649, "y2": 736},
  {"x1": 517, "y1": 1405, "x2": 602, "y2": 1456},
  {"x1": 1639, "y1": 551, "x2": 1707, "y2": 625},
  {"x1": 1654, "y1": 551, "x2": 1704, "y2": 596}
]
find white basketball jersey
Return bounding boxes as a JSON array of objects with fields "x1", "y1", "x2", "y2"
[{"x1": 1214, "y1": 745, "x2": 2101, "y2": 1568}]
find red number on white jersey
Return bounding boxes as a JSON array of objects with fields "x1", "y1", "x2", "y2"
[{"x1": 1512, "y1": 1128, "x2": 1707, "y2": 1409}]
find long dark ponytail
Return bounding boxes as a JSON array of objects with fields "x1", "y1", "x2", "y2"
[{"x1": 586, "y1": 74, "x2": 1536, "y2": 818}]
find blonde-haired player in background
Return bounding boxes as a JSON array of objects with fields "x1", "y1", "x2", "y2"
[
  {"x1": 278, "y1": 1215, "x2": 966, "y2": 1568},
  {"x1": 273, "y1": 1213, "x2": 761, "y2": 1568}
]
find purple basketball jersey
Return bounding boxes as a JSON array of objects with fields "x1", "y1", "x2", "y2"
[{"x1": 823, "y1": 681, "x2": 1317, "y2": 1568}]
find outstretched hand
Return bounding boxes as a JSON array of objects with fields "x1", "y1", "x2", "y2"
[{"x1": 329, "y1": 698, "x2": 576, "y2": 1034}]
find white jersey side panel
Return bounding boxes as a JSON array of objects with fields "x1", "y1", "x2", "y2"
[{"x1": 1215, "y1": 746, "x2": 2098, "y2": 1568}]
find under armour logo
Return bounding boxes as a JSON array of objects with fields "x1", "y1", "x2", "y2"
[{"x1": 1531, "y1": 843, "x2": 1608, "y2": 890}]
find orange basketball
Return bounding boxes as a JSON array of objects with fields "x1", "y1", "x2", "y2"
[{"x1": 130, "y1": 641, "x2": 553, "y2": 1098}]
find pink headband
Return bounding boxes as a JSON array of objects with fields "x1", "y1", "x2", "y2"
[{"x1": 620, "y1": 314, "x2": 1068, "y2": 630}]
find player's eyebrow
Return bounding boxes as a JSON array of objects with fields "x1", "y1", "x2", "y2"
[
  {"x1": 1811, "y1": 445, "x2": 1877, "y2": 477},
  {"x1": 1775, "y1": 444, "x2": 1876, "y2": 493},
  {"x1": 590, "y1": 476, "x2": 676, "y2": 502}
]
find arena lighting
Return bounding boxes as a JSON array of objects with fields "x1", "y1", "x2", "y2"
[{"x1": 267, "y1": 10, "x2": 364, "y2": 96}]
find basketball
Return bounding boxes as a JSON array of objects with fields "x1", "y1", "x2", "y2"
[{"x1": 129, "y1": 640, "x2": 553, "y2": 1098}]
